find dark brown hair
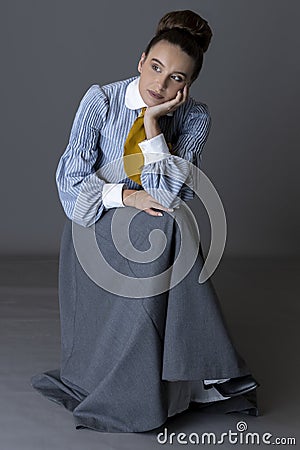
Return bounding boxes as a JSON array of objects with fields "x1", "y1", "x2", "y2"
[{"x1": 144, "y1": 10, "x2": 213, "y2": 83}]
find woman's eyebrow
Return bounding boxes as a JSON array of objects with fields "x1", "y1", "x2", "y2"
[{"x1": 151, "y1": 58, "x2": 187, "y2": 77}]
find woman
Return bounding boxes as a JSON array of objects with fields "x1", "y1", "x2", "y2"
[{"x1": 31, "y1": 10, "x2": 260, "y2": 433}]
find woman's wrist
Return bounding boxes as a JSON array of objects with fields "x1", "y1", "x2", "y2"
[
  {"x1": 143, "y1": 116, "x2": 162, "y2": 140},
  {"x1": 122, "y1": 189, "x2": 137, "y2": 207}
]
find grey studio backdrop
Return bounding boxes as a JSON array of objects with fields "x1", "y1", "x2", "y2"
[{"x1": 1, "y1": 0, "x2": 299, "y2": 257}]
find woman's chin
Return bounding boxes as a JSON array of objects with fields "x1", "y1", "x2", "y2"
[{"x1": 146, "y1": 97, "x2": 166, "y2": 108}]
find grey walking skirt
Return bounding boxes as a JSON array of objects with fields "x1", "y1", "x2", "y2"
[{"x1": 31, "y1": 205, "x2": 258, "y2": 433}]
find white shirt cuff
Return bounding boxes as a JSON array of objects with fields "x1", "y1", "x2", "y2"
[
  {"x1": 102, "y1": 183, "x2": 126, "y2": 209},
  {"x1": 138, "y1": 133, "x2": 171, "y2": 165}
]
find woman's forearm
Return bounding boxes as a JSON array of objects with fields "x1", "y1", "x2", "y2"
[{"x1": 144, "y1": 117, "x2": 162, "y2": 140}]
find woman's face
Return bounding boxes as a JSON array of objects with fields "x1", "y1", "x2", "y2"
[{"x1": 137, "y1": 40, "x2": 195, "y2": 107}]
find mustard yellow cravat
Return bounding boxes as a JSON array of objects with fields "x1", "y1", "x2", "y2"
[
  {"x1": 123, "y1": 107, "x2": 173, "y2": 185},
  {"x1": 123, "y1": 107, "x2": 147, "y2": 185}
]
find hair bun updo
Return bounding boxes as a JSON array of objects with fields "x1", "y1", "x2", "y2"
[
  {"x1": 143, "y1": 10, "x2": 213, "y2": 82},
  {"x1": 156, "y1": 9, "x2": 213, "y2": 53}
]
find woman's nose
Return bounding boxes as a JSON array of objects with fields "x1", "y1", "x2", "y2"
[{"x1": 157, "y1": 76, "x2": 169, "y2": 91}]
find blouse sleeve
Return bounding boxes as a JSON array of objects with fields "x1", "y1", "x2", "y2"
[
  {"x1": 139, "y1": 102, "x2": 211, "y2": 209},
  {"x1": 55, "y1": 85, "x2": 126, "y2": 227}
]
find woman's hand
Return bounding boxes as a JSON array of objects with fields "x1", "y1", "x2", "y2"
[
  {"x1": 122, "y1": 189, "x2": 174, "y2": 217},
  {"x1": 143, "y1": 84, "x2": 189, "y2": 139},
  {"x1": 144, "y1": 84, "x2": 189, "y2": 121}
]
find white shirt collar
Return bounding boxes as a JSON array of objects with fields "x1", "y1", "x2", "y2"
[{"x1": 125, "y1": 76, "x2": 173, "y2": 116}]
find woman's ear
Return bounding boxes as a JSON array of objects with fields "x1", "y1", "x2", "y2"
[{"x1": 137, "y1": 52, "x2": 146, "y2": 73}]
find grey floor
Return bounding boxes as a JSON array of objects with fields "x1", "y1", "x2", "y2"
[{"x1": 0, "y1": 256, "x2": 299, "y2": 450}]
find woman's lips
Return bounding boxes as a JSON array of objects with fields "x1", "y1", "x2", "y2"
[{"x1": 148, "y1": 89, "x2": 164, "y2": 100}]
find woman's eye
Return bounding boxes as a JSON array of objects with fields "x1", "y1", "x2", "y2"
[
  {"x1": 152, "y1": 64, "x2": 161, "y2": 72},
  {"x1": 172, "y1": 75, "x2": 183, "y2": 82}
]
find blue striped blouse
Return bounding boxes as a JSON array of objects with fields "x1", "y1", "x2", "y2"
[{"x1": 55, "y1": 75, "x2": 211, "y2": 227}]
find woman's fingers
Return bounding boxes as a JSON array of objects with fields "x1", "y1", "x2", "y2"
[
  {"x1": 176, "y1": 85, "x2": 189, "y2": 105},
  {"x1": 144, "y1": 84, "x2": 189, "y2": 119},
  {"x1": 144, "y1": 208, "x2": 163, "y2": 217},
  {"x1": 167, "y1": 91, "x2": 183, "y2": 110},
  {"x1": 166, "y1": 84, "x2": 189, "y2": 112},
  {"x1": 150, "y1": 199, "x2": 174, "y2": 212},
  {"x1": 130, "y1": 191, "x2": 174, "y2": 215},
  {"x1": 180, "y1": 84, "x2": 189, "y2": 104}
]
